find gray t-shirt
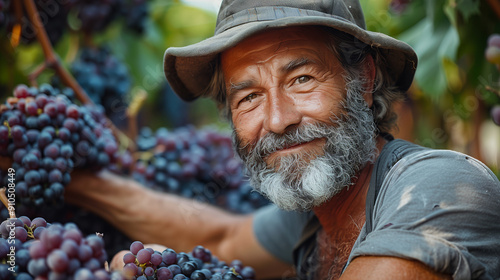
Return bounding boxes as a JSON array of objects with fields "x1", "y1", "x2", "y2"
[{"x1": 253, "y1": 141, "x2": 500, "y2": 279}]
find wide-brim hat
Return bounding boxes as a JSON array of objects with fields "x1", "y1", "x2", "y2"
[{"x1": 163, "y1": 0, "x2": 418, "y2": 102}]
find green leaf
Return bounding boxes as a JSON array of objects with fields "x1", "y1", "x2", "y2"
[
  {"x1": 455, "y1": 0, "x2": 480, "y2": 21},
  {"x1": 398, "y1": 17, "x2": 460, "y2": 98}
]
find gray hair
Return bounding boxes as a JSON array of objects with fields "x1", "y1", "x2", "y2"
[{"x1": 204, "y1": 26, "x2": 404, "y2": 135}]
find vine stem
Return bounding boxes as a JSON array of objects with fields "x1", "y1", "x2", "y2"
[
  {"x1": 126, "y1": 89, "x2": 148, "y2": 144},
  {"x1": 486, "y1": 0, "x2": 500, "y2": 19},
  {"x1": 0, "y1": 188, "x2": 15, "y2": 219},
  {"x1": 21, "y1": 0, "x2": 137, "y2": 151},
  {"x1": 23, "y1": 0, "x2": 91, "y2": 105}
]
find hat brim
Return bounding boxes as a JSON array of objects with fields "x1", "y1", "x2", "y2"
[{"x1": 164, "y1": 16, "x2": 417, "y2": 101}]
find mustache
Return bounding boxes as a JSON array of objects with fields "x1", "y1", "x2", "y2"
[{"x1": 235, "y1": 121, "x2": 338, "y2": 160}]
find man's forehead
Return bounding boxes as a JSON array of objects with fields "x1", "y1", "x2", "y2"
[{"x1": 221, "y1": 26, "x2": 331, "y2": 59}]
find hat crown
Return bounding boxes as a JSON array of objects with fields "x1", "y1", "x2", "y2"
[{"x1": 215, "y1": 0, "x2": 366, "y2": 35}]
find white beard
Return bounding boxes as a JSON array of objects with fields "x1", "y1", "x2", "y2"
[{"x1": 234, "y1": 85, "x2": 377, "y2": 212}]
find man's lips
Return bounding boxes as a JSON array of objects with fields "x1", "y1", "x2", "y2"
[
  {"x1": 280, "y1": 141, "x2": 312, "y2": 151},
  {"x1": 276, "y1": 138, "x2": 325, "y2": 152}
]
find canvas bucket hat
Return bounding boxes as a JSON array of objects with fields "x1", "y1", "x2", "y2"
[{"x1": 163, "y1": 0, "x2": 418, "y2": 102}]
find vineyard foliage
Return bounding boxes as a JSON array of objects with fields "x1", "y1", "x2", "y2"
[{"x1": 0, "y1": 0, "x2": 499, "y2": 279}]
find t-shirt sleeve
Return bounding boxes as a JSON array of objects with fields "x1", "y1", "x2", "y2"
[
  {"x1": 253, "y1": 204, "x2": 313, "y2": 264},
  {"x1": 349, "y1": 149, "x2": 500, "y2": 279}
]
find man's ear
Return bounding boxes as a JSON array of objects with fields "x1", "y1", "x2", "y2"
[{"x1": 363, "y1": 55, "x2": 376, "y2": 107}]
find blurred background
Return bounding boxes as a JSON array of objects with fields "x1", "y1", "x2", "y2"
[{"x1": 1, "y1": 0, "x2": 499, "y2": 175}]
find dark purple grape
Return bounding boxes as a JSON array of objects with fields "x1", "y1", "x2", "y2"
[
  {"x1": 11, "y1": 125, "x2": 24, "y2": 139},
  {"x1": 78, "y1": 244, "x2": 93, "y2": 262},
  {"x1": 181, "y1": 261, "x2": 198, "y2": 276},
  {"x1": 123, "y1": 263, "x2": 138, "y2": 278},
  {"x1": 491, "y1": 105, "x2": 500, "y2": 126},
  {"x1": 15, "y1": 226, "x2": 28, "y2": 242},
  {"x1": 130, "y1": 241, "x2": 144, "y2": 255},
  {"x1": 122, "y1": 252, "x2": 135, "y2": 264},
  {"x1": 162, "y1": 248, "x2": 177, "y2": 265},
  {"x1": 156, "y1": 267, "x2": 174, "y2": 280},
  {"x1": 136, "y1": 248, "x2": 152, "y2": 264},
  {"x1": 191, "y1": 270, "x2": 208, "y2": 280},
  {"x1": 22, "y1": 153, "x2": 40, "y2": 170},
  {"x1": 60, "y1": 239, "x2": 79, "y2": 258},
  {"x1": 167, "y1": 264, "x2": 181, "y2": 276},
  {"x1": 47, "y1": 249, "x2": 69, "y2": 273},
  {"x1": 73, "y1": 268, "x2": 95, "y2": 280},
  {"x1": 0, "y1": 125, "x2": 8, "y2": 142},
  {"x1": 27, "y1": 258, "x2": 49, "y2": 277},
  {"x1": 24, "y1": 170, "x2": 41, "y2": 186}
]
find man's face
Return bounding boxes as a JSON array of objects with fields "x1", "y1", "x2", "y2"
[{"x1": 221, "y1": 27, "x2": 376, "y2": 211}]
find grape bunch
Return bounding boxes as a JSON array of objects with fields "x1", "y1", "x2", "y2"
[
  {"x1": 0, "y1": 0, "x2": 9, "y2": 29},
  {"x1": 0, "y1": 84, "x2": 119, "y2": 208},
  {"x1": 3, "y1": 0, "x2": 71, "y2": 45},
  {"x1": 124, "y1": 126, "x2": 270, "y2": 214},
  {"x1": 0, "y1": 216, "x2": 40, "y2": 280},
  {"x1": 63, "y1": 46, "x2": 131, "y2": 128},
  {"x1": 67, "y1": 0, "x2": 122, "y2": 33},
  {"x1": 389, "y1": 0, "x2": 411, "y2": 14},
  {"x1": 0, "y1": 216, "x2": 127, "y2": 280},
  {"x1": 485, "y1": 34, "x2": 500, "y2": 127},
  {"x1": 122, "y1": 241, "x2": 255, "y2": 280},
  {"x1": 485, "y1": 34, "x2": 500, "y2": 68},
  {"x1": 121, "y1": 0, "x2": 149, "y2": 34}
]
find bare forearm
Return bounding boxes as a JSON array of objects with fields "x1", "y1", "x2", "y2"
[
  {"x1": 340, "y1": 256, "x2": 452, "y2": 280},
  {"x1": 65, "y1": 170, "x2": 295, "y2": 279},
  {"x1": 65, "y1": 170, "x2": 246, "y2": 256}
]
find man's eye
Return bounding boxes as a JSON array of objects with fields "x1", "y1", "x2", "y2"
[
  {"x1": 295, "y1": 75, "x2": 311, "y2": 84},
  {"x1": 241, "y1": 93, "x2": 257, "y2": 103}
]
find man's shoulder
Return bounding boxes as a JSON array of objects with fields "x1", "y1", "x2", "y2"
[
  {"x1": 384, "y1": 140, "x2": 498, "y2": 185},
  {"x1": 375, "y1": 140, "x2": 500, "y2": 209}
]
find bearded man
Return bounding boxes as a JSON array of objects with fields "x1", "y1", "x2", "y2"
[{"x1": 67, "y1": 0, "x2": 500, "y2": 279}]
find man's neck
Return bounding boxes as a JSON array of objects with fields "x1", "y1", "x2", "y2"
[
  {"x1": 312, "y1": 135, "x2": 387, "y2": 238},
  {"x1": 311, "y1": 136, "x2": 388, "y2": 279}
]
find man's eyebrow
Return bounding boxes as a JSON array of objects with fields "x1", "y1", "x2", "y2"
[
  {"x1": 281, "y1": 57, "x2": 315, "y2": 73},
  {"x1": 228, "y1": 80, "x2": 255, "y2": 98}
]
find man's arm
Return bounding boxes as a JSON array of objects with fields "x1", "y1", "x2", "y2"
[
  {"x1": 340, "y1": 256, "x2": 452, "y2": 280},
  {"x1": 65, "y1": 170, "x2": 294, "y2": 279}
]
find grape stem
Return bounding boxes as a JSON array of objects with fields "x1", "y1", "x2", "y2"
[
  {"x1": 21, "y1": 0, "x2": 137, "y2": 152},
  {"x1": 22, "y1": 0, "x2": 92, "y2": 105},
  {"x1": 0, "y1": 188, "x2": 15, "y2": 219},
  {"x1": 486, "y1": 0, "x2": 500, "y2": 19},
  {"x1": 485, "y1": 85, "x2": 500, "y2": 98},
  {"x1": 27, "y1": 62, "x2": 48, "y2": 87},
  {"x1": 10, "y1": 0, "x2": 24, "y2": 47},
  {"x1": 126, "y1": 88, "x2": 148, "y2": 143}
]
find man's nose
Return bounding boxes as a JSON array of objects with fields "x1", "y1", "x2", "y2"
[{"x1": 263, "y1": 90, "x2": 303, "y2": 134}]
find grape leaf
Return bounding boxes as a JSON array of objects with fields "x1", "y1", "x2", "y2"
[
  {"x1": 398, "y1": 17, "x2": 459, "y2": 98},
  {"x1": 455, "y1": 0, "x2": 480, "y2": 21}
]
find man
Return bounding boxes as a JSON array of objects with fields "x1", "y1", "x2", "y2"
[{"x1": 67, "y1": 0, "x2": 500, "y2": 279}]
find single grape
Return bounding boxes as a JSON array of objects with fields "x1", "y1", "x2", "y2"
[
  {"x1": 491, "y1": 106, "x2": 500, "y2": 126},
  {"x1": 488, "y1": 34, "x2": 500, "y2": 48},
  {"x1": 47, "y1": 249, "x2": 69, "y2": 273},
  {"x1": 485, "y1": 46, "x2": 500, "y2": 65},
  {"x1": 122, "y1": 263, "x2": 138, "y2": 278},
  {"x1": 136, "y1": 248, "x2": 152, "y2": 264},
  {"x1": 123, "y1": 252, "x2": 136, "y2": 264},
  {"x1": 129, "y1": 241, "x2": 144, "y2": 255}
]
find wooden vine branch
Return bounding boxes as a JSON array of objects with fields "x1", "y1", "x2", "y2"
[
  {"x1": 22, "y1": 0, "x2": 92, "y2": 105},
  {"x1": 126, "y1": 89, "x2": 148, "y2": 144},
  {"x1": 485, "y1": 85, "x2": 500, "y2": 98},
  {"x1": 20, "y1": 0, "x2": 137, "y2": 151},
  {"x1": 0, "y1": 188, "x2": 15, "y2": 219},
  {"x1": 486, "y1": 0, "x2": 500, "y2": 19}
]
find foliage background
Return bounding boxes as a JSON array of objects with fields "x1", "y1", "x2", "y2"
[{"x1": 1, "y1": 0, "x2": 499, "y2": 176}]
